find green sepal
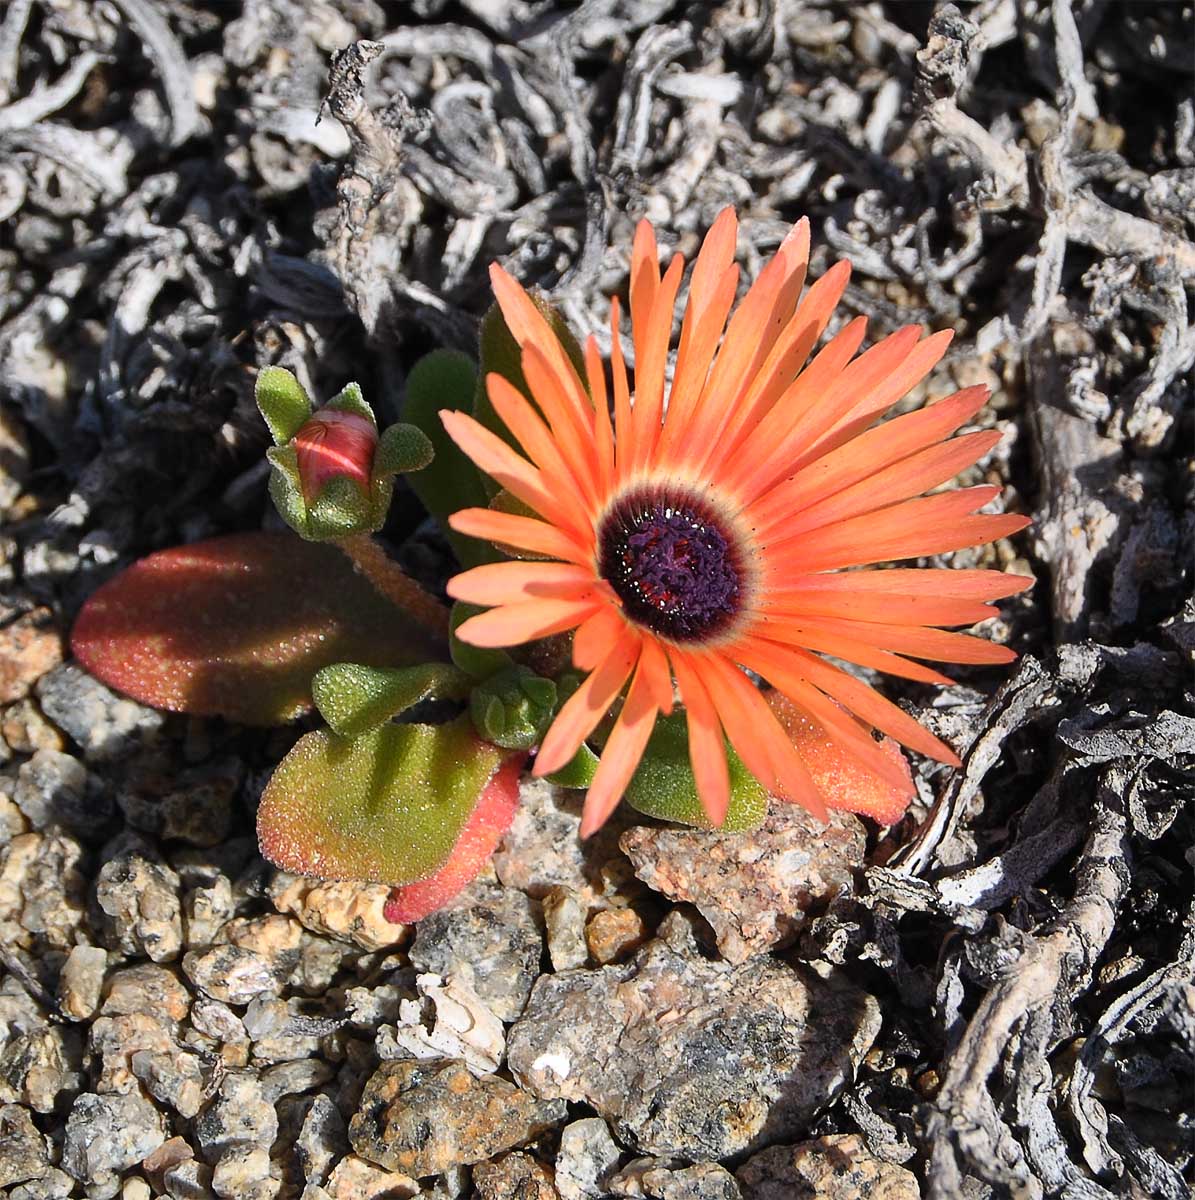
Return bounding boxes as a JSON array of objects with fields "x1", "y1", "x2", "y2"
[
  {"x1": 256, "y1": 715, "x2": 502, "y2": 886},
  {"x1": 374, "y1": 422, "x2": 434, "y2": 477},
  {"x1": 323, "y1": 381, "x2": 377, "y2": 426},
  {"x1": 450, "y1": 602, "x2": 514, "y2": 679},
  {"x1": 469, "y1": 665, "x2": 556, "y2": 751},
  {"x1": 403, "y1": 349, "x2": 495, "y2": 568},
  {"x1": 313, "y1": 662, "x2": 472, "y2": 739},
  {"x1": 623, "y1": 711, "x2": 768, "y2": 832},
  {"x1": 265, "y1": 446, "x2": 308, "y2": 533},
  {"x1": 545, "y1": 743, "x2": 599, "y2": 789},
  {"x1": 256, "y1": 366, "x2": 313, "y2": 445},
  {"x1": 307, "y1": 474, "x2": 376, "y2": 541}
]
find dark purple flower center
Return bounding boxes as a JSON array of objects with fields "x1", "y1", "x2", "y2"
[{"x1": 598, "y1": 486, "x2": 744, "y2": 643}]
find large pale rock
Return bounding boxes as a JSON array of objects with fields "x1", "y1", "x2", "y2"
[{"x1": 507, "y1": 937, "x2": 880, "y2": 1159}]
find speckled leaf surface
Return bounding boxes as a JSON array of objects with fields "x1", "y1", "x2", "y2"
[
  {"x1": 767, "y1": 691, "x2": 913, "y2": 826},
  {"x1": 71, "y1": 532, "x2": 443, "y2": 725},
  {"x1": 623, "y1": 711, "x2": 768, "y2": 832},
  {"x1": 257, "y1": 716, "x2": 503, "y2": 886},
  {"x1": 383, "y1": 750, "x2": 526, "y2": 923}
]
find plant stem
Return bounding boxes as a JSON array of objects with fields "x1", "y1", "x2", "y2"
[{"x1": 334, "y1": 534, "x2": 451, "y2": 638}]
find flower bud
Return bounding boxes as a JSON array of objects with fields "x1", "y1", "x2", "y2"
[
  {"x1": 293, "y1": 410, "x2": 377, "y2": 503},
  {"x1": 255, "y1": 367, "x2": 433, "y2": 543}
]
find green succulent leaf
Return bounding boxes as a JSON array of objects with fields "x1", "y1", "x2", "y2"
[
  {"x1": 374, "y1": 422, "x2": 434, "y2": 477},
  {"x1": 257, "y1": 715, "x2": 503, "y2": 886},
  {"x1": 256, "y1": 366, "x2": 313, "y2": 445},
  {"x1": 545, "y1": 742, "x2": 599, "y2": 789},
  {"x1": 313, "y1": 662, "x2": 472, "y2": 739},
  {"x1": 623, "y1": 711, "x2": 768, "y2": 831},
  {"x1": 403, "y1": 349, "x2": 494, "y2": 568},
  {"x1": 450, "y1": 602, "x2": 514, "y2": 679},
  {"x1": 469, "y1": 665, "x2": 556, "y2": 751}
]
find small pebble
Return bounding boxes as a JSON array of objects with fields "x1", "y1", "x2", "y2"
[
  {"x1": 542, "y1": 886, "x2": 588, "y2": 970},
  {"x1": 555, "y1": 1117, "x2": 622, "y2": 1200},
  {"x1": 0, "y1": 1102, "x2": 51, "y2": 1188},
  {"x1": 1, "y1": 698, "x2": 65, "y2": 755},
  {"x1": 96, "y1": 845, "x2": 184, "y2": 962},
  {"x1": 102, "y1": 963, "x2": 190, "y2": 1022},
  {"x1": 349, "y1": 1058, "x2": 566, "y2": 1177},
  {"x1": 57, "y1": 944, "x2": 108, "y2": 1021},
  {"x1": 183, "y1": 944, "x2": 280, "y2": 1004},
  {"x1": 193, "y1": 1071, "x2": 278, "y2": 1163},
  {"x1": 324, "y1": 1154, "x2": 421, "y2": 1199},
  {"x1": 296, "y1": 1093, "x2": 349, "y2": 1186},
  {"x1": 212, "y1": 1145, "x2": 278, "y2": 1200},
  {"x1": 473, "y1": 1151, "x2": 560, "y2": 1199},
  {"x1": 270, "y1": 873, "x2": 408, "y2": 950},
  {"x1": 36, "y1": 664, "x2": 162, "y2": 763},
  {"x1": 736, "y1": 1134, "x2": 921, "y2": 1199},
  {"x1": 61, "y1": 1091, "x2": 167, "y2": 1190},
  {"x1": 0, "y1": 1026, "x2": 83, "y2": 1113},
  {"x1": 408, "y1": 880, "x2": 543, "y2": 1022},
  {"x1": 585, "y1": 907, "x2": 648, "y2": 965}
]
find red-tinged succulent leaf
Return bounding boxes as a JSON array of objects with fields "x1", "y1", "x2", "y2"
[
  {"x1": 383, "y1": 751, "x2": 526, "y2": 924},
  {"x1": 71, "y1": 532, "x2": 444, "y2": 725},
  {"x1": 767, "y1": 691, "x2": 914, "y2": 826},
  {"x1": 257, "y1": 716, "x2": 503, "y2": 886}
]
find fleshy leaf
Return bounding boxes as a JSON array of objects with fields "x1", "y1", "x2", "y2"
[
  {"x1": 383, "y1": 751, "x2": 525, "y2": 923},
  {"x1": 256, "y1": 366, "x2": 312, "y2": 445},
  {"x1": 767, "y1": 692, "x2": 914, "y2": 826},
  {"x1": 257, "y1": 716, "x2": 502, "y2": 886},
  {"x1": 374, "y1": 422, "x2": 434, "y2": 476},
  {"x1": 71, "y1": 532, "x2": 443, "y2": 725},
  {"x1": 403, "y1": 349, "x2": 494, "y2": 567},
  {"x1": 545, "y1": 743, "x2": 599, "y2": 789},
  {"x1": 469, "y1": 665, "x2": 556, "y2": 750},
  {"x1": 623, "y1": 711, "x2": 768, "y2": 832},
  {"x1": 450, "y1": 602, "x2": 513, "y2": 679},
  {"x1": 313, "y1": 662, "x2": 472, "y2": 739}
]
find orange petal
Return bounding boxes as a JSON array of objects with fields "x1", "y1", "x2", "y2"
[
  {"x1": 636, "y1": 635, "x2": 674, "y2": 716},
  {"x1": 669, "y1": 651, "x2": 730, "y2": 827},
  {"x1": 447, "y1": 561, "x2": 596, "y2": 606},
  {"x1": 801, "y1": 328, "x2": 955, "y2": 462},
  {"x1": 534, "y1": 627, "x2": 641, "y2": 776},
  {"x1": 766, "y1": 691, "x2": 913, "y2": 826},
  {"x1": 630, "y1": 253, "x2": 684, "y2": 471},
  {"x1": 748, "y1": 384, "x2": 990, "y2": 530},
  {"x1": 573, "y1": 606, "x2": 627, "y2": 671},
  {"x1": 440, "y1": 409, "x2": 563, "y2": 527},
  {"x1": 579, "y1": 664, "x2": 659, "y2": 837},
  {"x1": 754, "y1": 429, "x2": 1004, "y2": 542},
  {"x1": 455, "y1": 596, "x2": 602, "y2": 647},
  {"x1": 698, "y1": 652, "x2": 828, "y2": 821},
  {"x1": 734, "y1": 639, "x2": 915, "y2": 799},
  {"x1": 609, "y1": 297, "x2": 635, "y2": 482},
  {"x1": 485, "y1": 373, "x2": 597, "y2": 534},
  {"x1": 584, "y1": 334, "x2": 615, "y2": 497},
  {"x1": 520, "y1": 345, "x2": 601, "y2": 514},
  {"x1": 703, "y1": 259, "x2": 854, "y2": 478},
  {"x1": 764, "y1": 487, "x2": 1029, "y2": 574},
  {"x1": 448, "y1": 508, "x2": 591, "y2": 565},
  {"x1": 489, "y1": 264, "x2": 590, "y2": 425},
  {"x1": 769, "y1": 643, "x2": 961, "y2": 766},
  {"x1": 629, "y1": 219, "x2": 660, "y2": 353},
  {"x1": 717, "y1": 312, "x2": 866, "y2": 497}
]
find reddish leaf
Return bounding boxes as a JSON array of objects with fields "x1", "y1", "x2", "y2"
[
  {"x1": 257, "y1": 717, "x2": 503, "y2": 886},
  {"x1": 71, "y1": 532, "x2": 445, "y2": 725},
  {"x1": 384, "y1": 751, "x2": 526, "y2": 924},
  {"x1": 767, "y1": 691, "x2": 914, "y2": 826}
]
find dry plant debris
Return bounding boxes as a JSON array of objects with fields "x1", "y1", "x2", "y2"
[{"x1": 0, "y1": 2, "x2": 1190, "y2": 1199}]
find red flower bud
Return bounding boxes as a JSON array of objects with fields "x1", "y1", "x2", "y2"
[{"x1": 292, "y1": 410, "x2": 377, "y2": 503}]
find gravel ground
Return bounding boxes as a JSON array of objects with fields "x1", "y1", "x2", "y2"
[{"x1": 0, "y1": 2, "x2": 1192, "y2": 1199}]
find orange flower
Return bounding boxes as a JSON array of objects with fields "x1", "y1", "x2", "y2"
[{"x1": 442, "y1": 209, "x2": 1031, "y2": 836}]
